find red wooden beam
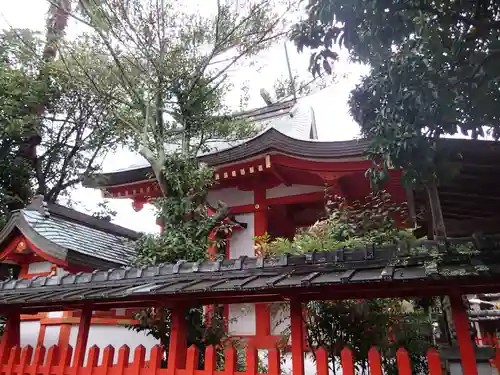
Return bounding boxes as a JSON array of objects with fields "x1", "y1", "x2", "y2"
[
  {"x1": 72, "y1": 308, "x2": 92, "y2": 367},
  {"x1": 449, "y1": 290, "x2": 478, "y2": 375},
  {"x1": 168, "y1": 305, "x2": 187, "y2": 369},
  {"x1": 5, "y1": 276, "x2": 500, "y2": 315},
  {"x1": 0, "y1": 312, "x2": 20, "y2": 363},
  {"x1": 290, "y1": 299, "x2": 305, "y2": 375}
]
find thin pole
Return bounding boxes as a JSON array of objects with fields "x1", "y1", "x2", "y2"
[{"x1": 284, "y1": 42, "x2": 297, "y2": 102}]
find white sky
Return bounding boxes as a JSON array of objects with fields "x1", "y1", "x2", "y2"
[{"x1": 0, "y1": 0, "x2": 367, "y2": 233}]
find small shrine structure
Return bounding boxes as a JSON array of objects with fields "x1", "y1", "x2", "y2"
[{"x1": 0, "y1": 197, "x2": 159, "y2": 352}]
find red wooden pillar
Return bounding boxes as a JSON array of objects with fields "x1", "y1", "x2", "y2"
[
  {"x1": 254, "y1": 188, "x2": 270, "y2": 339},
  {"x1": 449, "y1": 292, "x2": 478, "y2": 375},
  {"x1": 0, "y1": 311, "x2": 20, "y2": 363},
  {"x1": 290, "y1": 299, "x2": 305, "y2": 375},
  {"x1": 168, "y1": 306, "x2": 187, "y2": 370},
  {"x1": 73, "y1": 309, "x2": 92, "y2": 366}
]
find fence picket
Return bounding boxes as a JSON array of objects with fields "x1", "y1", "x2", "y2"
[
  {"x1": 267, "y1": 347, "x2": 280, "y2": 375},
  {"x1": 148, "y1": 345, "x2": 163, "y2": 375},
  {"x1": 340, "y1": 347, "x2": 355, "y2": 375},
  {"x1": 30, "y1": 346, "x2": 46, "y2": 375},
  {"x1": 204, "y1": 345, "x2": 215, "y2": 375},
  {"x1": 315, "y1": 347, "x2": 328, "y2": 375},
  {"x1": 427, "y1": 348, "x2": 442, "y2": 375},
  {"x1": 186, "y1": 346, "x2": 199, "y2": 375},
  {"x1": 396, "y1": 348, "x2": 412, "y2": 375},
  {"x1": 131, "y1": 346, "x2": 146, "y2": 375},
  {"x1": 5, "y1": 346, "x2": 20, "y2": 375},
  {"x1": 102, "y1": 345, "x2": 115, "y2": 375},
  {"x1": 117, "y1": 345, "x2": 131, "y2": 375},
  {"x1": 57, "y1": 344, "x2": 73, "y2": 375},
  {"x1": 43, "y1": 346, "x2": 59, "y2": 375},
  {"x1": 86, "y1": 346, "x2": 100, "y2": 375},
  {"x1": 368, "y1": 347, "x2": 382, "y2": 375},
  {"x1": 245, "y1": 345, "x2": 257, "y2": 375},
  {"x1": 223, "y1": 346, "x2": 235, "y2": 375},
  {"x1": 20, "y1": 346, "x2": 34, "y2": 375}
]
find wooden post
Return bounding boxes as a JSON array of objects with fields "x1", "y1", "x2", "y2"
[
  {"x1": 254, "y1": 187, "x2": 270, "y2": 340},
  {"x1": 0, "y1": 311, "x2": 20, "y2": 363},
  {"x1": 73, "y1": 308, "x2": 92, "y2": 367},
  {"x1": 167, "y1": 306, "x2": 187, "y2": 370},
  {"x1": 449, "y1": 292, "x2": 478, "y2": 375},
  {"x1": 290, "y1": 299, "x2": 305, "y2": 375}
]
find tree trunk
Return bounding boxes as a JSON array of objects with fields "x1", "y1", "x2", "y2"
[
  {"x1": 425, "y1": 182, "x2": 447, "y2": 240},
  {"x1": 23, "y1": 0, "x2": 73, "y2": 199}
]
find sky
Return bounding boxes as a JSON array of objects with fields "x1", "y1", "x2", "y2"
[{"x1": 0, "y1": 0, "x2": 368, "y2": 233}]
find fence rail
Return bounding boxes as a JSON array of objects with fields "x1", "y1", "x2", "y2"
[{"x1": 0, "y1": 343, "x2": 482, "y2": 375}]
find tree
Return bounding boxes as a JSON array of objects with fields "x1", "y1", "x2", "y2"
[
  {"x1": 0, "y1": 29, "x2": 127, "y2": 220},
  {"x1": 67, "y1": 0, "x2": 293, "y2": 358},
  {"x1": 256, "y1": 191, "x2": 432, "y2": 374},
  {"x1": 20, "y1": 0, "x2": 75, "y2": 186},
  {"x1": 70, "y1": 0, "x2": 292, "y2": 193},
  {"x1": 291, "y1": 0, "x2": 500, "y2": 238}
]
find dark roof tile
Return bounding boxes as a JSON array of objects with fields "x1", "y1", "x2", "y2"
[
  {"x1": 0, "y1": 198, "x2": 139, "y2": 268},
  {"x1": 0, "y1": 234, "x2": 498, "y2": 311}
]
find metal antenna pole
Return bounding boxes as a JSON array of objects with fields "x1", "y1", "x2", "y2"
[{"x1": 284, "y1": 42, "x2": 297, "y2": 102}]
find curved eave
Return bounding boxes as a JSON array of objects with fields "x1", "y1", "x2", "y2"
[
  {"x1": 198, "y1": 128, "x2": 369, "y2": 165},
  {"x1": 0, "y1": 213, "x2": 124, "y2": 270},
  {"x1": 83, "y1": 166, "x2": 154, "y2": 189},
  {"x1": 84, "y1": 129, "x2": 370, "y2": 189}
]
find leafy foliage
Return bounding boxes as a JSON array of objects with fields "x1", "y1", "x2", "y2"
[
  {"x1": 255, "y1": 190, "x2": 413, "y2": 256},
  {"x1": 134, "y1": 155, "x2": 229, "y2": 266},
  {"x1": 306, "y1": 299, "x2": 431, "y2": 375},
  {"x1": 0, "y1": 29, "x2": 126, "y2": 222},
  {"x1": 257, "y1": 191, "x2": 431, "y2": 374},
  {"x1": 73, "y1": 0, "x2": 292, "y2": 193},
  {"x1": 291, "y1": 0, "x2": 500, "y2": 185},
  {"x1": 130, "y1": 155, "x2": 233, "y2": 362},
  {"x1": 128, "y1": 306, "x2": 227, "y2": 367}
]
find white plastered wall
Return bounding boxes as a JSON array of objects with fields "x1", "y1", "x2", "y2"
[
  {"x1": 228, "y1": 212, "x2": 256, "y2": 336},
  {"x1": 209, "y1": 188, "x2": 256, "y2": 336},
  {"x1": 207, "y1": 187, "x2": 253, "y2": 207},
  {"x1": 20, "y1": 321, "x2": 40, "y2": 348},
  {"x1": 43, "y1": 326, "x2": 61, "y2": 348},
  {"x1": 27, "y1": 261, "x2": 52, "y2": 274},
  {"x1": 69, "y1": 325, "x2": 160, "y2": 364}
]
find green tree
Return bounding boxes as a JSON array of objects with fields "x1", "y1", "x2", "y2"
[
  {"x1": 72, "y1": 0, "x2": 292, "y2": 192},
  {"x1": 257, "y1": 191, "x2": 432, "y2": 374},
  {"x1": 0, "y1": 29, "x2": 126, "y2": 220},
  {"x1": 291, "y1": 0, "x2": 500, "y2": 238},
  {"x1": 71, "y1": 0, "x2": 293, "y2": 359},
  {"x1": 0, "y1": 30, "x2": 39, "y2": 219}
]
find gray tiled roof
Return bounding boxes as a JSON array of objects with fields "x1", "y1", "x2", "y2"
[
  {"x1": 0, "y1": 197, "x2": 140, "y2": 269},
  {"x1": 85, "y1": 129, "x2": 368, "y2": 189},
  {"x1": 22, "y1": 209, "x2": 137, "y2": 266},
  {"x1": 0, "y1": 234, "x2": 499, "y2": 312}
]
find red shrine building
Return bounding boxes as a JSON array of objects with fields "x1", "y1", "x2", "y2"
[{"x1": 84, "y1": 100, "x2": 409, "y2": 357}]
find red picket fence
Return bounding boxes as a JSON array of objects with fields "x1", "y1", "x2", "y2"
[
  {"x1": 0, "y1": 343, "x2": 463, "y2": 375},
  {"x1": 476, "y1": 334, "x2": 500, "y2": 348}
]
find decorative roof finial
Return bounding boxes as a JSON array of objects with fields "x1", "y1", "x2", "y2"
[{"x1": 26, "y1": 195, "x2": 50, "y2": 217}]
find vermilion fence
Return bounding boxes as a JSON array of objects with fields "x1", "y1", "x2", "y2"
[
  {"x1": 0, "y1": 343, "x2": 452, "y2": 375},
  {"x1": 476, "y1": 333, "x2": 500, "y2": 348}
]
